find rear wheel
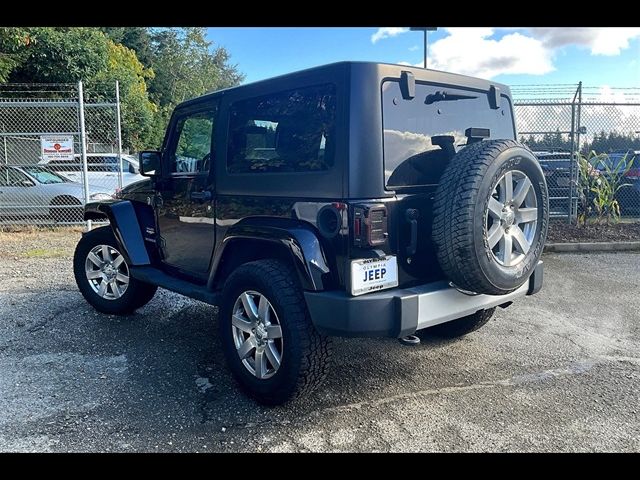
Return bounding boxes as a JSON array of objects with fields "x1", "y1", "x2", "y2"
[
  {"x1": 219, "y1": 259, "x2": 332, "y2": 405},
  {"x1": 416, "y1": 308, "x2": 495, "y2": 339},
  {"x1": 73, "y1": 226, "x2": 157, "y2": 314}
]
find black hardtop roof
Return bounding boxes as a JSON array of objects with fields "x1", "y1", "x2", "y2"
[{"x1": 177, "y1": 61, "x2": 512, "y2": 109}]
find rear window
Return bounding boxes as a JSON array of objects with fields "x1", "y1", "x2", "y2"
[
  {"x1": 382, "y1": 80, "x2": 515, "y2": 188},
  {"x1": 227, "y1": 84, "x2": 336, "y2": 174}
]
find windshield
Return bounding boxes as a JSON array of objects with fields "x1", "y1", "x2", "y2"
[
  {"x1": 22, "y1": 166, "x2": 70, "y2": 184},
  {"x1": 382, "y1": 80, "x2": 516, "y2": 188}
]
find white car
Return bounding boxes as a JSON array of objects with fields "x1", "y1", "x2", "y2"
[
  {"x1": 38, "y1": 153, "x2": 145, "y2": 194},
  {"x1": 0, "y1": 165, "x2": 112, "y2": 223}
]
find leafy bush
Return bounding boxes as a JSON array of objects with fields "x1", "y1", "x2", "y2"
[{"x1": 576, "y1": 151, "x2": 634, "y2": 225}]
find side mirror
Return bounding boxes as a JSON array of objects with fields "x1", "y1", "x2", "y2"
[
  {"x1": 22, "y1": 179, "x2": 35, "y2": 187},
  {"x1": 139, "y1": 151, "x2": 161, "y2": 177}
]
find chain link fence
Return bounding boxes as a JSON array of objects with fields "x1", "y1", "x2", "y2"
[
  {"x1": 0, "y1": 82, "x2": 133, "y2": 227},
  {"x1": 1, "y1": 80, "x2": 638, "y2": 229},
  {"x1": 513, "y1": 84, "x2": 640, "y2": 223}
]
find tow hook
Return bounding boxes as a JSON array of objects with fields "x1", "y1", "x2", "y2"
[{"x1": 398, "y1": 334, "x2": 420, "y2": 346}]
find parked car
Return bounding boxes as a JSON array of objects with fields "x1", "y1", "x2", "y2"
[
  {"x1": 0, "y1": 165, "x2": 112, "y2": 222},
  {"x1": 73, "y1": 62, "x2": 548, "y2": 405},
  {"x1": 534, "y1": 151, "x2": 575, "y2": 216},
  {"x1": 38, "y1": 153, "x2": 144, "y2": 194}
]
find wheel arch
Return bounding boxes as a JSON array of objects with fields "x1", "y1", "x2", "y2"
[
  {"x1": 209, "y1": 219, "x2": 332, "y2": 292},
  {"x1": 50, "y1": 194, "x2": 82, "y2": 206},
  {"x1": 83, "y1": 200, "x2": 150, "y2": 266}
]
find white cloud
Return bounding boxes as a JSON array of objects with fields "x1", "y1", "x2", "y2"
[
  {"x1": 371, "y1": 27, "x2": 408, "y2": 44},
  {"x1": 408, "y1": 45, "x2": 420, "y2": 51},
  {"x1": 397, "y1": 61, "x2": 422, "y2": 67},
  {"x1": 428, "y1": 28, "x2": 554, "y2": 79},
  {"x1": 527, "y1": 28, "x2": 640, "y2": 56},
  {"x1": 393, "y1": 27, "x2": 640, "y2": 79}
]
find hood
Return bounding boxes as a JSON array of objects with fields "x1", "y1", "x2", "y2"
[{"x1": 40, "y1": 181, "x2": 112, "y2": 197}]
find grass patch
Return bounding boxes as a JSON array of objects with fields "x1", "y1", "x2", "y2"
[{"x1": 22, "y1": 248, "x2": 68, "y2": 258}]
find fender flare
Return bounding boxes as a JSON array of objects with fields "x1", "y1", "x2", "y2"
[
  {"x1": 208, "y1": 218, "x2": 331, "y2": 291},
  {"x1": 84, "y1": 200, "x2": 150, "y2": 266}
]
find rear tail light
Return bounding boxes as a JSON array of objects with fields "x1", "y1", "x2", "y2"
[
  {"x1": 352, "y1": 204, "x2": 388, "y2": 247},
  {"x1": 625, "y1": 168, "x2": 640, "y2": 179}
]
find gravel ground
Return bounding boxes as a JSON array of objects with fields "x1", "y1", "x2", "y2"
[{"x1": 0, "y1": 228, "x2": 639, "y2": 452}]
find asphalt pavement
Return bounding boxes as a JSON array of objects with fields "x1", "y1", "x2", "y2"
[{"x1": 0, "y1": 231, "x2": 638, "y2": 452}]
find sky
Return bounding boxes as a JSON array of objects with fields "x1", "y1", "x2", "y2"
[{"x1": 206, "y1": 27, "x2": 640, "y2": 94}]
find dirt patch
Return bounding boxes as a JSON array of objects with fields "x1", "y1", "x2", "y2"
[
  {"x1": 0, "y1": 227, "x2": 83, "y2": 259},
  {"x1": 547, "y1": 221, "x2": 640, "y2": 243}
]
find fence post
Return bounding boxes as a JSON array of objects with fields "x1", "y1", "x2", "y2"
[
  {"x1": 574, "y1": 82, "x2": 582, "y2": 221},
  {"x1": 576, "y1": 82, "x2": 582, "y2": 151},
  {"x1": 567, "y1": 82, "x2": 580, "y2": 224},
  {"x1": 115, "y1": 80, "x2": 124, "y2": 191},
  {"x1": 2, "y1": 122, "x2": 7, "y2": 166},
  {"x1": 78, "y1": 81, "x2": 91, "y2": 231}
]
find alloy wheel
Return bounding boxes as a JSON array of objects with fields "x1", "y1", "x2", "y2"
[
  {"x1": 485, "y1": 170, "x2": 539, "y2": 267},
  {"x1": 231, "y1": 290, "x2": 283, "y2": 380},
  {"x1": 85, "y1": 244, "x2": 130, "y2": 300}
]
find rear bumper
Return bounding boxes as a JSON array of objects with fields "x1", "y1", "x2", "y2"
[{"x1": 305, "y1": 261, "x2": 543, "y2": 338}]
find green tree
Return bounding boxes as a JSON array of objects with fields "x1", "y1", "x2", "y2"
[
  {"x1": 0, "y1": 27, "x2": 243, "y2": 151},
  {"x1": 90, "y1": 41, "x2": 157, "y2": 151},
  {"x1": 5, "y1": 27, "x2": 109, "y2": 83},
  {"x1": 101, "y1": 27, "x2": 154, "y2": 67},
  {"x1": 148, "y1": 28, "x2": 243, "y2": 108},
  {"x1": 0, "y1": 28, "x2": 32, "y2": 82},
  {"x1": 582, "y1": 130, "x2": 640, "y2": 154}
]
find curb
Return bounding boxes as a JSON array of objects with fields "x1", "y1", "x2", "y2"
[{"x1": 544, "y1": 242, "x2": 640, "y2": 253}]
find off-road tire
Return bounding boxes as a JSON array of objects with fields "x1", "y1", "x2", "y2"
[
  {"x1": 73, "y1": 226, "x2": 157, "y2": 314},
  {"x1": 219, "y1": 259, "x2": 332, "y2": 405},
  {"x1": 416, "y1": 308, "x2": 495, "y2": 339},
  {"x1": 432, "y1": 140, "x2": 548, "y2": 295}
]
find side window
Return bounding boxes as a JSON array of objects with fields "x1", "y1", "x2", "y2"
[
  {"x1": 88, "y1": 156, "x2": 118, "y2": 173},
  {"x1": 123, "y1": 159, "x2": 136, "y2": 173},
  {"x1": 227, "y1": 84, "x2": 336, "y2": 174},
  {"x1": 169, "y1": 109, "x2": 217, "y2": 174},
  {"x1": 1, "y1": 167, "x2": 31, "y2": 186},
  {"x1": 49, "y1": 162, "x2": 80, "y2": 172}
]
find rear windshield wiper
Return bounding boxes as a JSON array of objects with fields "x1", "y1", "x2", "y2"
[{"x1": 425, "y1": 90, "x2": 478, "y2": 105}]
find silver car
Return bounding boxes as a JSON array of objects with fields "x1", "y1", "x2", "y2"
[
  {"x1": 39, "y1": 153, "x2": 145, "y2": 195},
  {"x1": 0, "y1": 165, "x2": 112, "y2": 223}
]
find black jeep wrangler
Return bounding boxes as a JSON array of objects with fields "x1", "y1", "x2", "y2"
[{"x1": 74, "y1": 62, "x2": 548, "y2": 405}]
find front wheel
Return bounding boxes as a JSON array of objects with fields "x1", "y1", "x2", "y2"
[
  {"x1": 73, "y1": 226, "x2": 157, "y2": 315},
  {"x1": 219, "y1": 260, "x2": 332, "y2": 405}
]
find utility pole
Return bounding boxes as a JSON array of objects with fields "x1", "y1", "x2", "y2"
[{"x1": 410, "y1": 27, "x2": 438, "y2": 69}]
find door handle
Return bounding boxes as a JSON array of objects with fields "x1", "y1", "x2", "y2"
[
  {"x1": 190, "y1": 190, "x2": 212, "y2": 202},
  {"x1": 405, "y1": 208, "x2": 419, "y2": 256}
]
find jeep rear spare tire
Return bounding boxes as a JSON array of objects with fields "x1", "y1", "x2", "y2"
[{"x1": 432, "y1": 140, "x2": 548, "y2": 295}]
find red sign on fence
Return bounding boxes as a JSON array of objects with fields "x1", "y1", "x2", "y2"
[{"x1": 40, "y1": 135, "x2": 74, "y2": 161}]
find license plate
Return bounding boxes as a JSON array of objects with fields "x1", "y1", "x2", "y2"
[{"x1": 350, "y1": 256, "x2": 398, "y2": 296}]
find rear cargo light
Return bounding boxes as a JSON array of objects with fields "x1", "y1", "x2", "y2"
[{"x1": 352, "y1": 204, "x2": 388, "y2": 247}]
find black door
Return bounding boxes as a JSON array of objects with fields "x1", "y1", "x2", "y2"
[{"x1": 157, "y1": 105, "x2": 218, "y2": 279}]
